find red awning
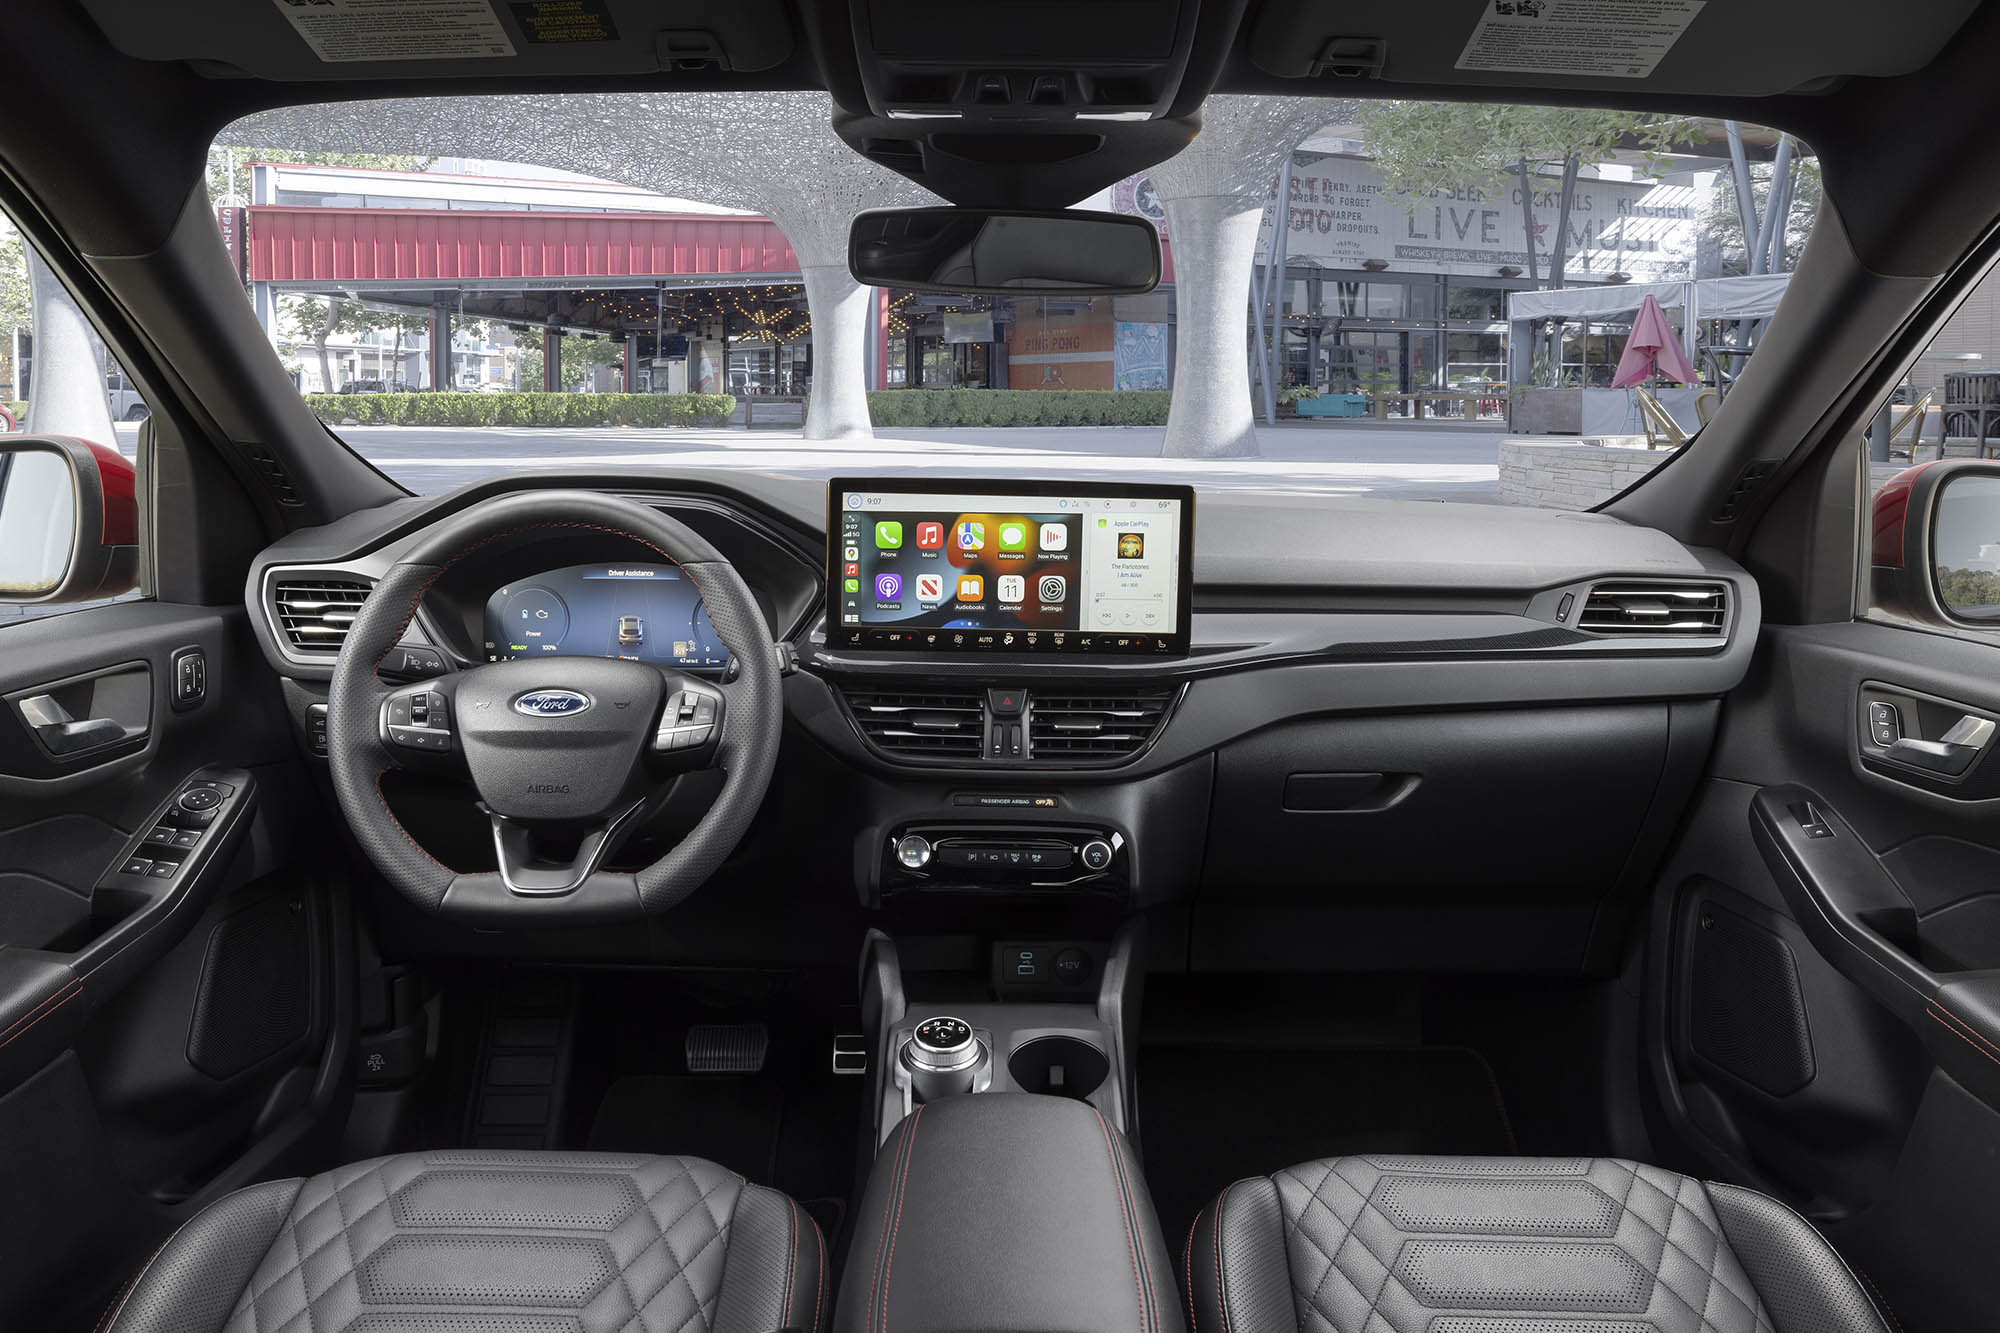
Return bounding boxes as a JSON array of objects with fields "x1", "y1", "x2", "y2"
[{"x1": 245, "y1": 206, "x2": 801, "y2": 284}]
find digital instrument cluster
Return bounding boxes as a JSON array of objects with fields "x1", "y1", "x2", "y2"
[{"x1": 482, "y1": 563, "x2": 729, "y2": 671}]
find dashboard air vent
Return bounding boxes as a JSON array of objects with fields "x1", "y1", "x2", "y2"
[
  {"x1": 1578, "y1": 582, "x2": 1728, "y2": 636},
  {"x1": 842, "y1": 687, "x2": 985, "y2": 760},
  {"x1": 272, "y1": 578, "x2": 372, "y2": 651},
  {"x1": 1028, "y1": 691, "x2": 1174, "y2": 761}
]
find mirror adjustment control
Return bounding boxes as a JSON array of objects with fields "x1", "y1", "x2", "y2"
[{"x1": 177, "y1": 786, "x2": 222, "y2": 814}]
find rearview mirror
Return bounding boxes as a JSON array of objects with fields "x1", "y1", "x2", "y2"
[
  {"x1": 849, "y1": 208, "x2": 1160, "y2": 295},
  {"x1": 0, "y1": 436, "x2": 138, "y2": 604}
]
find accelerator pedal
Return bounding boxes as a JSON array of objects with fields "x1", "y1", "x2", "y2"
[{"x1": 686, "y1": 1022, "x2": 769, "y2": 1074}]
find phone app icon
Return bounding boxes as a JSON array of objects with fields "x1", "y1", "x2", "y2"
[
  {"x1": 997, "y1": 574, "x2": 1026, "y2": 603},
  {"x1": 874, "y1": 573, "x2": 902, "y2": 600},
  {"x1": 998, "y1": 521, "x2": 1028, "y2": 551},
  {"x1": 915, "y1": 521, "x2": 945, "y2": 549},
  {"x1": 915, "y1": 573, "x2": 945, "y2": 603},
  {"x1": 955, "y1": 521, "x2": 985, "y2": 551},
  {"x1": 874, "y1": 521, "x2": 903, "y2": 549},
  {"x1": 843, "y1": 578, "x2": 859, "y2": 593},
  {"x1": 1038, "y1": 574, "x2": 1067, "y2": 604},
  {"x1": 956, "y1": 574, "x2": 984, "y2": 601},
  {"x1": 1039, "y1": 523, "x2": 1068, "y2": 551}
]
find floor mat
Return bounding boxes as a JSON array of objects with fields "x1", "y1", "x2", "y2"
[
  {"x1": 1137, "y1": 1044, "x2": 1517, "y2": 1241},
  {"x1": 586, "y1": 1076, "x2": 785, "y2": 1182}
]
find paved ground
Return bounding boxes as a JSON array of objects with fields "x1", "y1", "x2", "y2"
[{"x1": 254, "y1": 421, "x2": 1507, "y2": 503}]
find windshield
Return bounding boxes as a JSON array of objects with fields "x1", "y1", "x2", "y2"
[{"x1": 178, "y1": 96, "x2": 1819, "y2": 508}]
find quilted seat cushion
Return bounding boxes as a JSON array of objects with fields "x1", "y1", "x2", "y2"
[
  {"x1": 99, "y1": 1151, "x2": 823, "y2": 1333},
  {"x1": 1187, "y1": 1156, "x2": 1890, "y2": 1333}
]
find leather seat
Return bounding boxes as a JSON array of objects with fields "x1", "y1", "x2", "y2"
[
  {"x1": 98, "y1": 1150, "x2": 823, "y2": 1333},
  {"x1": 1187, "y1": 1156, "x2": 1891, "y2": 1333}
]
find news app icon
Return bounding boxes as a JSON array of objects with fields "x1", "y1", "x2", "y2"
[{"x1": 915, "y1": 573, "x2": 945, "y2": 603}]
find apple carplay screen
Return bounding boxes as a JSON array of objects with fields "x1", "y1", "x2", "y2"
[{"x1": 828, "y1": 479, "x2": 1194, "y2": 656}]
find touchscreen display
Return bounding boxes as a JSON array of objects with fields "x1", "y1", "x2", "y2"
[{"x1": 827, "y1": 479, "x2": 1193, "y2": 656}]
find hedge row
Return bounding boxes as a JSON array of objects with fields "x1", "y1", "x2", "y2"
[
  {"x1": 868, "y1": 389, "x2": 1171, "y2": 428},
  {"x1": 304, "y1": 392, "x2": 737, "y2": 428}
]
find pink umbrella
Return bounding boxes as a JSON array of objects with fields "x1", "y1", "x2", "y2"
[{"x1": 1610, "y1": 294, "x2": 1699, "y2": 387}]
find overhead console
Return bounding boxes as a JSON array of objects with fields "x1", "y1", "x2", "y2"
[{"x1": 812, "y1": 0, "x2": 1247, "y2": 208}]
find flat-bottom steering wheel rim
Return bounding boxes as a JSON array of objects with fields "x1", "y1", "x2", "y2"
[{"x1": 325, "y1": 489, "x2": 783, "y2": 927}]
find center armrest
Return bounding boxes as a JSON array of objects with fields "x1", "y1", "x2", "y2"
[{"x1": 835, "y1": 1092, "x2": 1184, "y2": 1333}]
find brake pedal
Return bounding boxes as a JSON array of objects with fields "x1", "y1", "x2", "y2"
[{"x1": 686, "y1": 1022, "x2": 768, "y2": 1074}]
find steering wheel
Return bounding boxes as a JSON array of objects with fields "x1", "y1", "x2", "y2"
[{"x1": 326, "y1": 491, "x2": 783, "y2": 926}]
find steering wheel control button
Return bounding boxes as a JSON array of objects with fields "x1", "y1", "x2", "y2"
[
  {"x1": 1080, "y1": 839, "x2": 1114, "y2": 871},
  {"x1": 896, "y1": 835, "x2": 933, "y2": 869},
  {"x1": 389, "y1": 725, "x2": 451, "y2": 752},
  {"x1": 385, "y1": 644, "x2": 448, "y2": 679},
  {"x1": 177, "y1": 786, "x2": 223, "y2": 813}
]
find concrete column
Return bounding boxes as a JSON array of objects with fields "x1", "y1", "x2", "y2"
[
  {"x1": 799, "y1": 262, "x2": 874, "y2": 440},
  {"x1": 621, "y1": 337, "x2": 638, "y2": 391},
  {"x1": 23, "y1": 249, "x2": 114, "y2": 444},
  {"x1": 1159, "y1": 196, "x2": 1263, "y2": 458},
  {"x1": 428, "y1": 303, "x2": 451, "y2": 391},
  {"x1": 542, "y1": 326, "x2": 563, "y2": 392}
]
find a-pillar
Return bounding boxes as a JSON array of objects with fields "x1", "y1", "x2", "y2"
[
  {"x1": 542, "y1": 326, "x2": 563, "y2": 392},
  {"x1": 427, "y1": 301, "x2": 452, "y2": 392}
]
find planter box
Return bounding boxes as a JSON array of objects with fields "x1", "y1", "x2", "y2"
[
  {"x1": 1510, "y1": 387, "x2": 1581, "y2": 435},
  {"x1": 1296, "y1": 393, "x2": 1369, "y2": 418}
]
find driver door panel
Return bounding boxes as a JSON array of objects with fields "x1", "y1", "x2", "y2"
[{"x1": 0, "y1": 600, "x2": 348, "y2": 1328}]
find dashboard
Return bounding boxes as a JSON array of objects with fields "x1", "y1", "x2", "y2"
[
  {"x1": 483, "y1": 563, "x2": 729, "y2": 672},
  {"x1": 243, "y1": 468, "x2": 1764, "y2": 972}
]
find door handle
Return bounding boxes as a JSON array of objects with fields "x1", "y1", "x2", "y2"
[
  {"x1": 18, "y1": 693, "x2": 130, "y2": 755},
  {"x1": 1885, "y1": 714, "x2": 1996, "y2": 776}
]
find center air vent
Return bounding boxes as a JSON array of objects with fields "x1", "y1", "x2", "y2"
[
  {"x1": 1578, "y1": 582, "x2": 1728, "y2": 636},
  {"x1": 271, "y1": 577, "x2": 372, "y2": 651},
  {"x1": 1027, "y1": 691, "x2": 1174, "y2": 761},
  {"x1": 841, "y1": 687, "x2": 985, "y2": 760}
]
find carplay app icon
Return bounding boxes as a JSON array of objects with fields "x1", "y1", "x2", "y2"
[
  {"x1": 997, "y1": 574, "x2": 1025, "y2": 603},
  {"x1": 916, "y1": 573, "x2": 945, "y2": 602},
  {"x1": 874, "y1": 573, "x2": 902, "y2": 600}
]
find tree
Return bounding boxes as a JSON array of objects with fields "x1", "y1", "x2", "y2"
[
  {"x1": 205, "y1": 147, "x2": 433, "y2": 206},
  {"x1": 1699, "y1": 156, "x2": 1820, "y2": 276},
  {"x1": 1360, "y1": 103, "x2": 1690, "y2": 291},
  {"x1": 280, "y1": 294, "x2": 354, "y2": 392}
]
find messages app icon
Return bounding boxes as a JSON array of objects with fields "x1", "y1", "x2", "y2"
[
  {"x1": 874, "y1": 521, "x2": 902, "y2": 548},
  {"x1": 998, "y1": 521, "x2": 1027, "y2": 551}
]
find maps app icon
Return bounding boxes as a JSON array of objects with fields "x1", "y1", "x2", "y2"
[{"x1": 956, "y1": 521, "x2": 985, "y2": 551}]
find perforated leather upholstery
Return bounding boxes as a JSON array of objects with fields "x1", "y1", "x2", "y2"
[
  {"x1": 100, "y1": 1151, "x2": 823, "y2": 1333},
  {"x1": 1186, "y1": 1157, "x2": 1889, "y2": 1333}
]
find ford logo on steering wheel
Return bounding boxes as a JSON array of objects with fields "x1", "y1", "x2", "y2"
[{"x1": 513, "y1": 689, "x2": 592, "y2": 717}]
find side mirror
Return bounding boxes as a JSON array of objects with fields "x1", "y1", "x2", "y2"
[
  {"x1": 0, "y1": 436, "x2": 138, "y2": 605},
  {"x1": 1871, "y1": 458, "x2": 2000, "y2": 626},
  {"x1": 848, "y1": 207, "x2": 1161, "y2": 295}
]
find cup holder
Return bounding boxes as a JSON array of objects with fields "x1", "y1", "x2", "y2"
[{"x1": 1007, "y1": 1035, "x2": 1109, "y2": 1100}]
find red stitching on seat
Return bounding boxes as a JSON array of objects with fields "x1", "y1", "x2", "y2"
[
  {"x1": 782, "y1": 1194, "x2": 799, "y2": 1329},
  {"x1": 0, "y1": 980, "x2": 81, "y2": 1050},
  {"x1": 1091, "y1": 1106, "x2": 1150, "y2": 1333},
  {"x1": 1855, "y1": 1265, "x2": 1906, "y2": 1333},
  {"x1": 810, "y1": 1207, "x2": 827, "y2": 1333},
  {"x1": 1184, "y1": 1210, "x2": 1199, "y2": 1333},
  {"x1": 1213, "y1": 1183, "x2": 1233, "y2": 1333},
  {"x1": 879, "y1": 1105, "x2": 924, "y2": 1333},
  {"x1": 95, "y1": 1235, "x2": 170, "y2": 1333},
  {"x1": 867, "y1": 1108, "x2": 922, "y2": 1333}
]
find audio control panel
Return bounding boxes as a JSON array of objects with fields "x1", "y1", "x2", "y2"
[{"x1": 880, "y1": 824, "x2": 1126, "y2": 896}]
